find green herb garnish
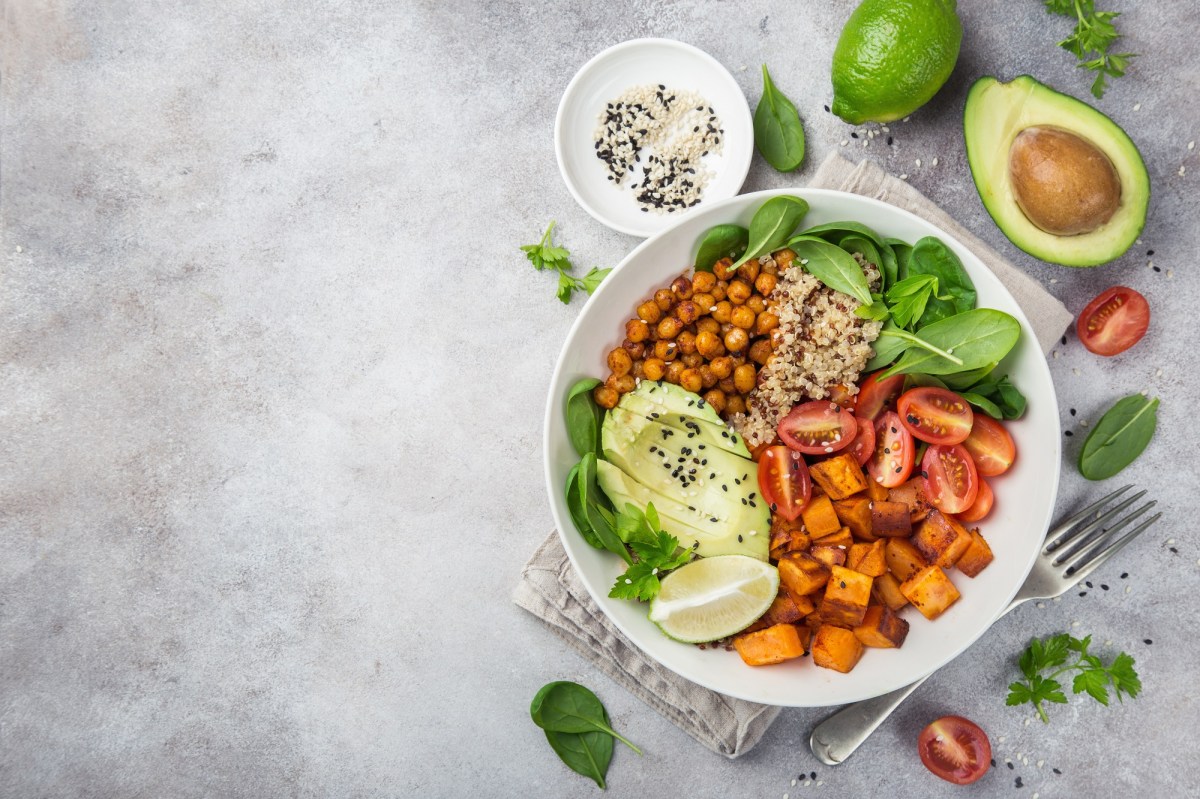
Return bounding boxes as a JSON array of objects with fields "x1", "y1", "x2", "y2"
[
  {"x1": 1044, "y1": 0, "x2": 1137, "y2": 99},
  {"x1": 1079, "y1": 393, "x2": 1159, "y2": 480},
  {"x1": 521, "y1": 221, "x2": 611, "y2": 304},
  {"x1": 1007, "y1": 633, "x2": 1141, "y2": 723},
  {"x1": 609, "y1": 503, "x2": 692, "y2": 602},
  {"x1": 531, "y1": 681, "x2": 641, "y2": 788},
  {"x1": 754, "y1": 64, "x2": 806, "y2": 172}
]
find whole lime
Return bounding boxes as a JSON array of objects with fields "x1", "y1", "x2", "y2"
[{"x1": 831, "y1": 0, "x2": 962, "y2": 124}]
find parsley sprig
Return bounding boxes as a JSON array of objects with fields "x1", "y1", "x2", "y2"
[
  {"x1": 1006, "y1": 633, "x2": 1141, "y2": 723},
  {"x1": 608, "y1": 502, "x2": 692, "y2": 602},
  {"x1": 521, "y1": 221, "x2": 611, "y2": 304},
  {"x1": 1044, "y1": 0, "x2": 1137, "y2": 98}
]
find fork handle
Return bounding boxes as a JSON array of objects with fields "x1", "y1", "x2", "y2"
[{"x1": 809, "y1": 676, "x2": 929, "y2": 765}]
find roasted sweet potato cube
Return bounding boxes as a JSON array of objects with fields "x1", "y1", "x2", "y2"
[
  {"x1": 866, "y1": 477, "x2": 890, "y2": 502},
  {"x1": 900, "y1": 564, "x2": 962, "y2": 620},
  {"x1": 848, "y1": 542, "x2": 870, "y2": 572},
  {"x1": 888, "y1": 478, "x2": 931, "y2": 522},
  {"x1": 885, "y1": 537, "x2": 928, "y2": 582},
  {"x1": 956, "y1": 528, "x2": 995, "y2": 577},
  {"x1": 853, "y1": 605, "x2": 911, "y2": 648},
  {"x1": 872, "y1": 571, "x2": 909, "y2": 611},
  {"x1": 809, "y1": 544, "x2": 848, "y2": 568},
  {"x1": 809, "y1": 453, "x2": 869, "y2": 499},
  {"x1": 821, "y1": 565, "x2": 873, "y2": 627},
  {"x1": 762, "y1": 593, "x2": 804, "y2": 626},
  {"x1": 778, "y1": 552, "x2": 832, "y2": 600},
  {"x1": 848, "y1": 538, "x2": 887, "y2": 577},
  {"x1": 871, "y1": 500, "x2": 914, "y2": 537},
  {"x1": 813, "y1": 526, "x2": 854, "y2": 549},
  {"x1": 812, "y1": 624, "x2": 865, "y2": 673},
  {"x1": 912, "y1": 510, "x2": 973, "y2": 568},
  {"x1": 833, "y1": 497, "x2": 874, "y2": 539},
  {"x1": 733, "y1": 623, "x2": 807, "y2": 666},
  {"x1": 795, "y1": 625, "x2": 813, "y2": 654},
  {"x1": 800, "y1": 493, "x2": 841, "y2": 537}
]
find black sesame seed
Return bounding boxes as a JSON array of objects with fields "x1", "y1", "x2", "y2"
[
  {"x1": 738, "y1": 535, "x2": 743, "y2": 543},
  {"x1": 1153, "y1": 265, "x2": 1161, "y2": 272},
  {"x1": 1086, "y1": 581, "x2": 1093, "y2": 587},
  {"x1": 1015, "y1": 777, "x2": 1024, "y2": 788},
  {"x1": 1062, "y1": 334, "x2": 1068, "y2": 345},
  {"x1": 1070, "y1": 408, "x2": 1076, "y2": 416},
  {"x1": 1079, "y1": 591, "x2": 1087, "y2": 597},
  {"x1": 1144, "y1": 638, "x2": 1153, "y2": 645},
  {"x1": 1053, "y1": 768, "x2": 1062, "y2": 775},
  {"x1": 887, "y1": 135, "x2": 894, "y2": 145},
  {"x1": 1121, "y1": 572, "x2": 1128, "y2": 579},
  {"x1": 1147, "y1": 249, "x2": 1155, "y2": 256},
  {"x1": 823, "y1": 104, "x2": 830, "y2": 112},
  {"x1": 991, "y1": 759, "x2": 997, "y2": 768},
  {"x1": 1170, "y1": 546, "x2": 1179, "y2": 553},
  {"x1": 1101, "y1": 584, "x2": 1109, "y2": 590},
  {"x1": 851, "y1": 132, "x2": 859, "y2": 138},
  {"x1": 1007, "y1": 762, "x2": 1014, "y2": 770},
  {"x1": 1065, "y1": 430, "x2": 1074, "y2": 437}
]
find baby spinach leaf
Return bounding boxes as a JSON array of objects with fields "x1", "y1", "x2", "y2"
[
  {"x1": 565, "y1": 462, "x2": 603, "y2": 550},
  {"x1": 886, "y1": 238, "x2": 913, "y2": 281},
  {"x1": 543, "y1": 728, "x2": 613, "y2": 789},
  {"x1": 788, "y1": 236, "x2": 872, "y2": 306},
  {"x1": 531, "y1": 681, "x2": 643, "y2": 754},
  {"x1": 694, "y1": 224, "x2": 749, "y2": 272},
  {"x1": 903, "y1": 373, "x2": 948, "y2": 391},
  {"x1": 958, "y1": 391, "x2": 1004, "y2": 419},
  {"x1": 753, "y1": 64, "x2": 805, "y2": 172},
  {"x1": 838, "y1": 234, "x2": 882, "y2": 277},
  {"x1": 877, "y1": 240, "x2": 899, "y2": 290},
  {"x1": 577, "y1": 454, "x2": 632, "y2": 564},
  {"x1": 566, "y1": 378, "x2": 603, "y2": 458},
  {"x1": 865, "y1": 321, "x2": 909, "y2": 370},
  {"x1": 959, "y1": 374, "x2": 1027, "y2": 419},
  {"x1": 1079, "y1": 394, "x2": 1159, "y2": 480},
  {"x1": 733, "y1": 195, "x2": 810, "y2": 269},
  {"x1": 907, "y1": 237, "x2": 976, "y2": 325},
  {"x1": 882, "y1": 309, "x2": 1022, "y2": 377},
  {"x1": 940, "y1": 364, "x2": 997, "y2": 390},
  {"x1": 797, "y1": 221, "x2": 887, "y2": 248}
]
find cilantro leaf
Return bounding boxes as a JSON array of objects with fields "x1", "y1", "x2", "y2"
[
  {"x1": 1046, "y1": 0, "x2": 1137, "y2": 98},
  {"x1": 609, "y1": 561, "x2": 663, "y2": 601},
  {"x1": 521, "y1": 222, "x2": 609, "y2": 303},
  {"x1": 608, "y1": 502, "x2": 692, "y2": 603}
]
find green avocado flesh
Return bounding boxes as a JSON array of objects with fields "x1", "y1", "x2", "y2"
[
  {"x1": 597, "y1": 386, "x2": 769, "y2": 561},
  {"x1": 964, "y1": 75, "x2": 1149, "y2": 267},
  {"x1": 618, "y1": 381, "x2": 751, "y2": 458}
]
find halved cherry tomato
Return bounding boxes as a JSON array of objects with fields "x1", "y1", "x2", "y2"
[
  {"x1": 961, "y1": 415, "x2": 1016, "y2": 477},
  {"x1": 918, "y1": 715, "x2": 991, "y2": 785},
  {"x1": 955, "y1": 479, "x2": 993, "y2": 523},
  {"x1": 848, "y1": 416, "x2": 876, "y2": 466},
  {"x1": 757, "y1": 446, "x2": 811, "y2": 522},
  {"x1": 897, "y1": 387, "x2": 974, "y2": 445},
  {"x1": 867, "y1": 411, "x2": 915, "y2": 488},
  {"x1": 922, "y1": 444, "x2": 979, "y2": 515},
  {"x1": 1077, "y1": 286, "x2": 1150, "y2": 356},
  {"x1": 778, "y1": 400, "x2": 857, "y2": 455},
  {"x1": 854, "y1": 370, "x2": 905, "y2": 421}
]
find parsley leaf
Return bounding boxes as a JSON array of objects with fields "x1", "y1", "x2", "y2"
[
  {"x1": 608, "y1": 503, "x2": 692, "y2": 602},
  {"x1": 1045, "y1": 0, "x2": 1137, "y2": 98},
  {"x1": 1007, "y1": 632, "x2": 1141, "y2": 723},
  {"x1": 521, "y1": 222, "x2": 610, "y2": 303}
]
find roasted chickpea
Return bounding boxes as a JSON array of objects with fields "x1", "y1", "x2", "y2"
[
  {"x1": 656, "y1": 316, "x2": 682, "y2": 339},
  {"x1": 665, "y1": 360, "x2": 686, "y2": 384},
  {"x1": 699, "y1": 364, "x2": 718, "y2": 389},
  {"x1": 727, "y1": 279, "x2": 752, "y2": 305},
  {"x1": 607, "y1": 347, "x2": 633, "y2": 376},
  {"x1": 719, "y1": 322, "x2": 733, "y2": 336},
  {"x1": 676, "y1": 300, "x2": 700, "y2": 325},
  {"x1": 736, "y1": 260, "x2": 760, "y2": 282},
  {"x1": 643, "y1": 357, "x2": 666, "y2": 381},
  {"x1": 696, "y1": 317, "x2": 720, "y2": 335},
  {"x1": 679, "y1": 368, "x2": 703, "y2": 393},
  {"x1": 711, "y1": 301, "x2": 733, "y2": 323},
  {"x1": 733, "y1": 363, "x2": 757, "y2": 394},
  {"x1": 622, "y1": 338, "x2": 646, "y2": 360},
  {"x1": 670, "y1": 276, "x2": 694, "y2": 300},
  {"x1": 654, "y1": 339, "x2": 678, "y2": 362},
  {"x1": 702, "y1": 388, "x2": 727, "y2": 414},
  {"x1": 719, "y1": 376, "x2": 737, "y2": 394},
  {"x1": 631, "y1": 359, "x2": 646, "y2": 379},
  {"x1": 681, "y1": 352, "x2": 704, "y2": 368},
  {"x1": 691, "y1": 293, "x2": 715, "y2": 314},
  {"x1": 710, "y1": 281, "x2": 727, "y2": 301},
  {"x1": 654, "y1": 288, "x2": 675, "y2": 311},
  {"x1": 625, "y1": 318, "x2": 649, "y2": 343},
  {"x1": 755, "y1": 272, "x2": 778, "y2": 296},
  {"x1": 709, "y1": 356, "x2": 733, "y2": 379},
  {"x1": 755, "y1": 311, "x2": 780, "y2": 336},
  {"x1": 607, "y1": 373, "x2": 636, "y2": 394},
  {"x1": 746, "y1": 295, "x2": 767, "y2": 314},
  {"x1": 637, "y1": 300, "x2": 662, "y2": 324},
  {"x1": 695, "y1": 330, "x2": 723, "y2": 358},
  {"x1": 692, "y1": 271, "x2": 717, "y2": 293},
  {"x1": 594, "y1": 385, "x2": 619, "y2": 409},
  {"x1": 724, "y1": 327, "x2": 750, "y2": 353},
  {"x1": 749, "y1": 339, "x2": 773, "y2": 366},
  {"x1": 731, "y1": 305, "x2": 756, "y2": 330},
  {"x1": 725, "y1": 394, "x2": 746, "y2": 415},
  {"x1": 774, "y1": 248, "x2": 796, "y2": 269},
  {"x1": 761, "y1": 260, "x2": 779, "y2": 276},
  {"x1": 676, "y1": 329, "x2": 697, "y2": 355},
  {"x1": 712, "y1": 258, "x2": 734, "y2": 280},
  {"x1": 730, "y1": 354, "x2": 746, "y2": 367}
]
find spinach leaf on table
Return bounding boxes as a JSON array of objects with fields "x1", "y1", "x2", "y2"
[
  {"x1": 1079, "y1": 394, "x2": 1159, "y2": 480},
  {"x1": 906, "y1": 237, "x2": 976, "y2": 325},
  {"x1": 543, "y1": 728, "x2": 613, "y2": 789},
  {"x1": 788, "y1": 236, "x2": 873, "y2": 306},
  {"x1": 566, "y1": 377, "x2": 603, "y2": 458},
  {"x1": 753, "y1": 65, "x2": 805, "y2": 172},
  {"x1": 733, "y1": 195, "x2": 810, "y2": 269},
  {"x1": 880, "y1": 308, "x2": 1022, "y2": 377},
  {"x1": 694, "y1": 224, "x2": 749, "y2": 272},
  {"x1": 531, "y1": 681, "x2": 642, "y2": 753}
]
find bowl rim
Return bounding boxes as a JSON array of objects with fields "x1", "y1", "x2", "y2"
[
  {"x1": 542, "y1": 187, "x2": 1061, "y2": 706},
  {"x1": 553, "y1": 37, "x2": 754, "y2": 238}
]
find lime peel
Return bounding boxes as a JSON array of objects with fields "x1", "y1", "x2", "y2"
[{"x1": 648, "y1": 555, "x2": 779, "y2": 644}]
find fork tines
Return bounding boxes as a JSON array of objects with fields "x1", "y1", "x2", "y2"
[{"x1": 1044, "y1": 485, "x2": 1160, "y2": 577}]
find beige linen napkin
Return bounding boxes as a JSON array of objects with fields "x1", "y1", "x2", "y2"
[{"x1": 513, "y1": 153, "x2": 1073, "y2": 758}]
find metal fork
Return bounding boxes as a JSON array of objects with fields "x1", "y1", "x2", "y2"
[{"x1": 809, "y1": 485, "x2": 1159, "y2": 766}]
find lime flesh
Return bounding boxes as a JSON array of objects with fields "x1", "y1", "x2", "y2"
[{"x1": 648, "y1": 556, "x2": 779, "y2": 644}]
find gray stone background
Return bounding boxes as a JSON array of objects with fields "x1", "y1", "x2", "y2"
[{"x1": 3, "y1": 1, "x2": 1198, "y2": 796}]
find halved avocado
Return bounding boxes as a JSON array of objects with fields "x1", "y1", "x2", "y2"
[{"x1": 964, "y1": 75, "x2": 1149, "y2": 267}]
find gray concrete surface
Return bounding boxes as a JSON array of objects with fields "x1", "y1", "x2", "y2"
[{"x1": 3, "y1": 1, "x2": 1198, "y2": 796}]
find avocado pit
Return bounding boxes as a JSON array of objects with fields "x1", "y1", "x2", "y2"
[{"x1": 1008, "y1": 126, "x2": 1121, "y2": 236}]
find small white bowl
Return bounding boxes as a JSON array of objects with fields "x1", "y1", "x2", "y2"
[{"x1": 555, "y1": 38, "x2": 754, "y2": 238}]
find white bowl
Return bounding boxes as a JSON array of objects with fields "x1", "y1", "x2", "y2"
[
  {"x1": 543, "y1": 189, "x2": 1061, "y2": 707},
  {"x1": 554, "y1": 38, "x2": 754, "y2": 238}
]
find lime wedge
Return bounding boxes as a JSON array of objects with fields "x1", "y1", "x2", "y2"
[{"x1": 648, "y1": 556, "x2": 779, "y2": 643}]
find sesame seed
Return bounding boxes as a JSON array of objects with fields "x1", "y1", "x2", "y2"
[
  {"x1": 1133, "y1": 102, "x2": 1141, "y2": 111},
  {"x1": 882, "y1": 125, "x2": 890, "y2": 132},
  {"x1": 932, "y1": 157, "x2": 939, "y2": 166},
  {"x1": 840, "y1": 139, "x2": 848, "y2": 147},
  {"x1": 899, "y1": 174, "x2": 908, "y2": 180},
  {"x1": 915, "y1": 158, "x2": 921, "y2": 167},
  {"x1": 1190, "y1": 140, "x2": 1196, "y2": 150}
]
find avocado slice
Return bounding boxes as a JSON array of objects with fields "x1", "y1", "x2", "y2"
[
  {"x1": 617, "y1": 383, "x2": 751, "y2": 458},
  {"x1": 964, "y1": 75, "x2": 1149, "y2": 267},
  {"x1": 596, "y1": 460, "x2": 768, "y2": 560}
]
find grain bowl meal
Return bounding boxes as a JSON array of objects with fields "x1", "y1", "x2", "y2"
[{"x1": 562, "y1": 195, "x2": 1026, "y2": 674}]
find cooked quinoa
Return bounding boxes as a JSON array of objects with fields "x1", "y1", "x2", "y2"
[{"x1": 730, "y1": 252, "x2": 882, "y2": 447}]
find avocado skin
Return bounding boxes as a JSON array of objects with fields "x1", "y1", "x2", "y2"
[{"x1": 963, "y1": 75, "x2": 1150, "y2": 267}]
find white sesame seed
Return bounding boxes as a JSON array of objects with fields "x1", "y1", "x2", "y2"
[
  {"x1": 792, "y1": 780, "x2": 797, "y2": 787},
  {"x1": 1168, "y1": 268, "x2": 1174, "y2": 279},
  {"x1": 1190, "y1": 140, "x2": 1196, "y2": 150},
  {"x1": 1141, "y1": 388, "x2": 1149, "y2": 395},
  {"x1": 1133, "y1": 102, "x2": 1141, "y2": 111},
  {"x1": 15, "y1": 245, "x2": 23, "y2": 253},
  {"x1": 863, "y1": 139, "x2": 869, "y2": 147},
  {"x1": 748, "y1": 530, "x2": 757, "y2": 536},
  {"x1": 1126, "y1": 585, "x2": 1132, "y2": 593},
  {"x1": 1036, "y1": 602, "x2": 1045, "y2": 609},
  {"x1": 1050, "y1": 278, "x2": 1058, "y2": 283},
  {"x1": 868, "y1": 130, "x2": 875, "y2": 138},
  {"x1": 1034, "y1": 793, "x2": 1040, "y2": 799},
  {"x1": 932, "y1": 157, "x2": 939, "y2": 166},
  {"x1": 899, "y1": 174, "x2": 908, "y2": 180},
  {"x1": 800, "y1": 259, "x2": 809, "y2": 265},
  {"x1": 1080, "y1": 419, "x2": 1089, "y2": 427},
  {"x1": 915, "y1": 158, "x2": 921, "y2": 167},
  {"x1": 652, "y1": 567, "x2": 659, "y2": 574},
  {"x1": 1168, "y1": 538, "x2": 1176, "y2": 544},
  {"x1": 1052, "y1": 350, "x2": 1060, "y2": 359},
  {"x1": 1180, "y1": 166, "x2": 1187, "y2": 176},
  {"x1": 710, "y1": 306, "x2": 718, "y2": 312},
  {"x1": 1072, "y1": 620, "x2": 1080, "y2": 628},
  {"x1": 903, "y1": 116, "x2": 911, "y2": 122},
  {"x1": 1005, "y1": 758, "x2": 1012, "y2": 765},
  {"x1": 1024, "y1": 718, "x2": 1031, "y2": 726},
  {"x1": 882, "y1": 125, "x2": 890, "y2": 132},
  {"x1": 1147, "y1": 260, "x2": 1154, "y2": 268},
  {"x1": 1017, "y1": 752, "x2": 1023, "y2": 760},
  {"x1": 1105, "y1": 640, "x2": 1112, "y2": 646},
  {"x1": 999, "y1": 736, "x2": 1006, "y2": 743},
  {"x1": 1072, "y1": 367, "x2": 1081, "y2": 376},
  {"x1": 816, "y1": 782, "x2": 824, "y2": 787},
  {"x1": 625, "y1": 578, "x2": 632, "y2": 584},
  {"x1": 840, "y1": 139, "x2": 848, "y2": 147},
  {"x1": 1156, "y1": 368, "x2": 1162, "y2": 377},
  {"x1": 784, "y1": 792, "x2": 789, "y2": 799}
]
